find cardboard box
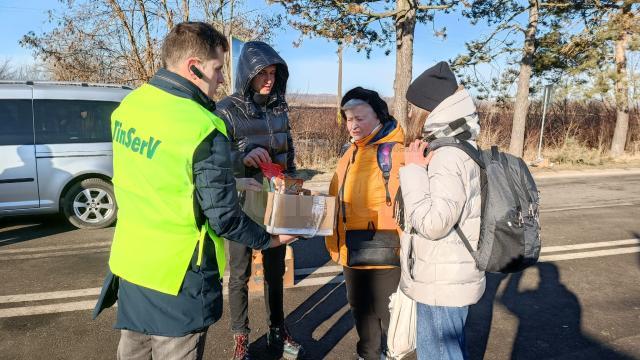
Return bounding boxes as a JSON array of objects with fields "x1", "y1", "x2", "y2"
[
  {"x1": 264, "y1": 192, "x2": 336, "y2": 237},
  {"x1": 242, "y1": 189, "x2": 269, "y2": 227},
  {"x1": 242, "y1": 189, "x2": 336, "y2": 238},
  {"x1": 248, "y1": 245, "x2": 295, "y2": 293}
]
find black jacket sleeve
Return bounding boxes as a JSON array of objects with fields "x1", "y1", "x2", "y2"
[{"x1": 193, "y1": 130, "x2": 271, "y2": 249}]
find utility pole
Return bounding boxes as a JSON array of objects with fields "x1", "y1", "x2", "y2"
[
  {"x1": 337, "y1": 42, "x2": 343, "y2": 125},
  {"x1": 535, "y1": 84, "x2": 553, "y2": 164}
]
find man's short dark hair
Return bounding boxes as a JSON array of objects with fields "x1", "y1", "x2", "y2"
[{"x1": 161, "y1": 22, "x2": 229, "y2": 68}]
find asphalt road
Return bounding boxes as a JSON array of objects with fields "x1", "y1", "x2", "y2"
[{"x1": 0, "y1": 172, "x2": 639, "y2": 360}]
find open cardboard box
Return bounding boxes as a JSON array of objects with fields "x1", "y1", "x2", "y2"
[{"x1": 242, "y1": 188, "x2": 336, "y2": 238}]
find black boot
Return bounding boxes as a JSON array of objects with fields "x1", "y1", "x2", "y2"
[{"x1": 266, "y1": 325, "x2": 303, "y2": 360}]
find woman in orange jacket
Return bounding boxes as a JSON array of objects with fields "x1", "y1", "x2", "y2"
[{"x1": 325, "y1": 87, "x2": 404, "y2": 360}]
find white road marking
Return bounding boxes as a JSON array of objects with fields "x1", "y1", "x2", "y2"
[
  {"x1": 541, "y1": 239, "x2": 640, "y2": 253},
  {"x1": 294, "y1": 265, "x2": 342, "y2": 276},
  {"x1": 0, "y1": 266, "x2": 342, "y2": 304},
  {"x1": 0, "y1": 241, "x2": 111, "y2": 254},
  {"x1": 0, "y1": 248, "x2": 110, "y2": 261},
  {"x1": 295, "y1": 275, "x2": 344, "y2": 288},
  {"x1": 0, "y1": 288, "x2": 102, "y2": 304},
  {"x1": 0, "y1": 300, "x2": 102, "y2": 318},
  {"x1": 1, "y1": 240, "x2": 638, "y2": 318},
  {"x1": 541, "y1": 202, "x2": 638, "y2": 213},
  {"x1": 540, "y1": 246, "x2": 640, "y2": 262}
]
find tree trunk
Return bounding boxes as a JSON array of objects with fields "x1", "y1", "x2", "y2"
[
  {"x1": 610, "y1": 4, "x2": 631, "y2": 158},
  {"x1": 509, "y1": 0, "x2": 539, "y2": 158},
  {"x1": 393, "y1": 0, "x2": 415, "y2": 131}
]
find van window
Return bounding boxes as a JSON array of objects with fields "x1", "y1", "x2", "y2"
[
  {"x1": 34, "y1": 100, "x2": 119, "y2": 144},
  {"x1": 0, "y1": 99, "x2": 34, "y2": 146}
]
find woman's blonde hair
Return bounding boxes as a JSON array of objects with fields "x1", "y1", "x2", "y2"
[
  {"x1": 404, "y1": 103, "x2": 430, "y2": 145},
  {"x1": 404, "y1": 85, "x2": 465, "y2": 144}
]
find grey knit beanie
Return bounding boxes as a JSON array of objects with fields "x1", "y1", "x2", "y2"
[{"x1": 406, "y1": 61, "x2": 458, "y2": 112}]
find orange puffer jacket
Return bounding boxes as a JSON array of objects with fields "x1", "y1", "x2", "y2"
[{"x1": 325, "y1": 120, "x2": 405, "y2": 269}]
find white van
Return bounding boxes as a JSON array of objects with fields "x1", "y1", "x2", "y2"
[{"x1": 0, "y1": 81, "x2": 130, "y2": 229}]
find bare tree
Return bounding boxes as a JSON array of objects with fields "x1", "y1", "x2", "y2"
[
  {"x1": 452, "y1": 0, "x2": 578, "y2": 157},
  {"x1": 561, "y1": 0, "x2": 639, "y2": 157},
  {"x1": 0, "y1": 58, "x2": 14, "y2": 80},
  {"x1": 267, "y1": 0, "x2": 457, "y2": 131},
  {"x1": 198, "y1": 0, "x2": 282, "y2": 96},
  {"x1": 21, "y1": 0, "x2": 278, "y2": 90}
]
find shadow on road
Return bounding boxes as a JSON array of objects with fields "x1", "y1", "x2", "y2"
[
  {"x1": 250, "y1": 275, "x2": 352, "y2": 360},
  {"x1": 290, "y1": 237, "x2": 332, "y2": 284},
  {"x1": 466, "y1": 272, "x2": 508, "y2": 360},
  {"x1": 468, "y1": 263, "x2": 635, "y2": 360},
  {"x1": 0, "y1": 215, "x2": 74, "y2": 247}
]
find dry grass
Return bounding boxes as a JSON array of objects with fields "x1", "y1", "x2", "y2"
[
  {"x1": 289, "y1": 106, "x2": 347, "y2": 173},
  {"x1": 289, "y1": 100, "x2": 640, "y2": 174}
]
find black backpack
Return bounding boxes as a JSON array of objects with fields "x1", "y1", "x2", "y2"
[{"x1": 428, "y1": 138, "x2": 541, "y2": 273}]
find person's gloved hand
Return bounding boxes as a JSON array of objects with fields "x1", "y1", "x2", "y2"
[{"x1": 235, "y1": 178, "x2": 263, "y2": 192}]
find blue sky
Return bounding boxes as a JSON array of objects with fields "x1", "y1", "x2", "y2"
[{"x1": 0, "y1": 0, "x2": 495, "y2": 96}]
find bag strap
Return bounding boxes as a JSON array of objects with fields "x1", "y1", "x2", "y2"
[
  {"x1": 496, "y1": 148, "x2": 522, "y2": 214},
  {"x1": 428, "y1": 138, "x2": 486, "y2": 169},
  {"x1": 377, "y1": 142, "x2": 396, "y2": 206},
  {"x1": 517, "y1": 157, "x2": 534, "y2": 205},
  {"x1": 428, "y1": 138, "x2": 484, "y2": 258},
  {"x1": 454, "y1": 224, "x2": 476, "y2": 255}
]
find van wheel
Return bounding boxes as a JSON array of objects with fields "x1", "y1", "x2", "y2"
[{"x1": 62, "y1": 178, "x2": 117, "y2": 229}]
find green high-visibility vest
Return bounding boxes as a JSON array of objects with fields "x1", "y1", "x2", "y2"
[{"x1": 108, "y1": 83, "x2": 227, "y2": 296}]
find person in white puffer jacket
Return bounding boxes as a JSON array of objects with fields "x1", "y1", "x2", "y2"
[{"x1": 399, "y1": 61, "x2": 486, "y2": 360}]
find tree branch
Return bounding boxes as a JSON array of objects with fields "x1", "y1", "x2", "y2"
[
  {"x1": 135, "y1": 0, "x2": 155, "y2": 74},
  {"x1": 106, "y1": 0, "x2": 147, "y2": 81},
  {"x1": 417, "y1": 4, "x2": 453, "y2": 11},
  {"x1": 345, "y1": 3, "x2": 400, "y2": 19},
  {"x1": 539, "y1": 2, "x2": 573, "y2": 7},
  {"x1": 160, "y1": 0, "x2": 174, "y2": 30}
]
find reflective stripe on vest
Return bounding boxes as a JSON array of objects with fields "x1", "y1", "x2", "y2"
[{"x1": 108, "y1": 84, "x2": 227, "y2": 296}]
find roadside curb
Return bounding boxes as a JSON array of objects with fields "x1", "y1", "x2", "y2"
[{"x1": 533, "y1": 167, "x2": 640, "y2": 179}]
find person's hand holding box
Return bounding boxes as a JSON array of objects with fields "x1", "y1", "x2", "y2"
[{"x1": 235, "y1": 178, "x2": 263, "y2": 192}]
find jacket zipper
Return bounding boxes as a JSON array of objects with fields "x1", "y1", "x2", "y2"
[
  {"x1": 264, "y1": 109, "x2": 274, "y2": 153},
  {"x1": 336, "y1": 145, "x2": 357, "y2": 264}
]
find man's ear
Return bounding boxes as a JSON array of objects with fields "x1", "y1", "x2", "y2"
[{"x1": 184, "y1": 57, "x2": 202, "y2": 80}]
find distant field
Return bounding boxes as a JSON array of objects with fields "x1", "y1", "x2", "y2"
[{"x1": 289, "y1": 100, "x2": 640, "y2": 172}]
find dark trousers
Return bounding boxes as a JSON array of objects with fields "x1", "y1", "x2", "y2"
[
  {"x1": 343, "y1": 266, "x2": 401, "y2": 360},
  {"x1": 228, "y1": 240, "x2": 286, "y2": 334}
]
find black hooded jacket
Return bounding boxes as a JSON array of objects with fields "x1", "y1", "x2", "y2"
[{"x1": 215, "y1": 41, "x2": 296, "y2": 178}]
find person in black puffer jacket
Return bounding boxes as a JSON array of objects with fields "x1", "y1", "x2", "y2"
[
  {"x1": 216, "y1": 41, "x2": 296, "y2": 179},
  {"x1": 215, "y1": 41, "x2": 301, "y2": 360}
]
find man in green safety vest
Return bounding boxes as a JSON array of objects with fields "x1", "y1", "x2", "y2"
[{"x1": 93, "y1": 22, "x2": 297, "y2": 360}]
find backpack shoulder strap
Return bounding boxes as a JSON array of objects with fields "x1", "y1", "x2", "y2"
[
  {"x1": 428, "y1": 137, "x2": 485, "y2": 259},
  {"x1": 377, "y1": 142, "x2": 396, "y2": 206},
  {"x1": 428, "y1": 137, "x2": 485, "y2": 169}
]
